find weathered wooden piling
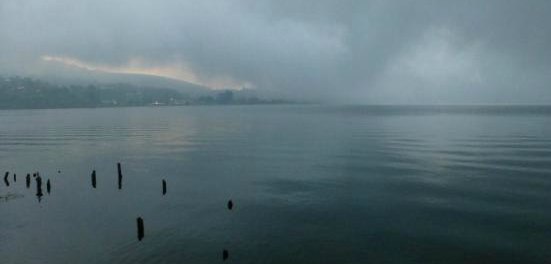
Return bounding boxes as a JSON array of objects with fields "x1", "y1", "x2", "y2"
[
  {"x1": 227, "y1": 200, "x2": 234, "y2": 210},
  {"x1": 117, "y1": 163, "x2": 123, "y2": 190},
  {"x1": 91, "y1": 170, "x2": 97, "y2": 188},
  {"x1": 4, "y1": 172, "x2": 9, "y2": 187},
  {"x1": 162, "y1": 179, "x2": 167, "y2": 195},
  {"x1": 46, "y1": 179, "x2": 51, "y2": 194},
  {"x1": 36, "y1": 175, "x2": 43, "y2": 201},
  {"x1": 26, "y1": 174, "x2": 31, "y2": 188},
  {"x1": 223, "y1": 249, "x2": 229, "y2": 261},
  {"x1": 136, "y1": 217, "x2": 144, "y2": 241},
  {"x1": 13, "y1": 173, "x2": 16, "y2": 182}
]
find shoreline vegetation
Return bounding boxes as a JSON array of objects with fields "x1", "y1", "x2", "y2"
[{"x1": 0, "y1": 76, "x2": 293, "y2": 110}]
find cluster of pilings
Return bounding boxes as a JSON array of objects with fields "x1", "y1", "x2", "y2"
[
  {"x1": 2, "y1": 162, "x2": 236, "y2": 262},
  {"x1": 88, "y1": 163, "x2": 142, "y2": 241},
  {"x1": 86, "y1": 163, "x2": 161, "y2": 242},
  {"x1": 3, "y1": 171, "x2": 52, "y2": 202},
  {"x1": 91, "y1": 163, "x2": 235, "y2": 261}
]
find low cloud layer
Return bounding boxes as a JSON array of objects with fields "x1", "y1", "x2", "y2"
[{"x1": 1, "y1": 0, "x2": 551, "y2": 103}]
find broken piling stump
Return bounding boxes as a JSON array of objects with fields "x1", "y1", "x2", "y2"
[
  {"x1": 26, "y1": 174, "x2": 31, "y2": 188},
  {"x1": 227, "y1": 200, "x2": 234, "y2": 210},
  {"x1": 136, "y1": 217, "x2": 144, "y2": 241},
  {"x1": 4, "y1": 172, "x2": 9, "y2": 187},
  {"x1": 91, "y1": 170, "x2": 97, "y2": 188},
  {"x1": 36, "y1": 175, "x2": 43, "y2": 202},
  {"x1": 13, "y1": 173, "x2": 16, "y2": 182},
  {"x1": 117, "y1": 163, "x2": 123, "y2": 190},
  {"x1": 162, "y1": 179, "x2": 167, "y2": 195},
  {"x1": 223, "y1": 249, "x2": 229, "y2": 261},
  {"x1": 46, "y1": 179, "x2": 51, "y2": 194}
]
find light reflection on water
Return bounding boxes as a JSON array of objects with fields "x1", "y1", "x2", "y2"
[{"x1": 1, "y1": 105, "x2": 551, "y2": 263}]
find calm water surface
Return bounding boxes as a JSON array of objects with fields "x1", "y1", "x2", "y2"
[{"x1": 1, "y1": 105, "x2": 551, "y2": 263}]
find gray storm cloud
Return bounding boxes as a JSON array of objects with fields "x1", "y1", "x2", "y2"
[{"x1": 1, "y1": 0, "x2": 551, "y2": 103}]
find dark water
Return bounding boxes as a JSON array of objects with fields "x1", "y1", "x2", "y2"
[{"x1": 1, "y1": 105, "x2": 551, "y2": 264}]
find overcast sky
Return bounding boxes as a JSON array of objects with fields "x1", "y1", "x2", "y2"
[{"x1": 1, "y1": 0, "x2": 551, "y2": 104}]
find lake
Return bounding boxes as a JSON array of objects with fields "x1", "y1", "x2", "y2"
[{"x1": 1, "y1": 105, "x2": 551, "y2": 263}]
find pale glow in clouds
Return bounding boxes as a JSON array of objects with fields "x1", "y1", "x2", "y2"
[{"x1": 40, "y1": 55, "x2": 252, "y2": 90}]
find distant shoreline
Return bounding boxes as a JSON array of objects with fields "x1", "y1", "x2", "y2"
[
  {"x1": 3, "y1": 104, "x2": 551, "y2": 112},
  {"x1": 0, "y1": 102, "x2": 302, "y2": 111},
  {"x1": 0, "y1": 75, "x2": 294, "y2": 111}
]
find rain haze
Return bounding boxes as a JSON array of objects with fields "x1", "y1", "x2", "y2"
[{"x1": 1, "y1": 0, "x2": 551, "y2": 103}]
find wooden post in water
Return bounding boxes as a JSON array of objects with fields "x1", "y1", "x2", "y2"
[
  {"x1": 4, "y1": 172, "x2": 9, "y2": 187},
  {"x1": 117, "y1": 163, "x2": 122, "y2": 190},
  {"x1": 36, "y1": 175, "x2": 43, "y2": 202},
  {"x1": 136, "y1": 217, "x2": 144, "y2": 241},
  {"x1": 26, "y1": 174, "x2": 31, "y2": 188},
  {"x1": 162, "y1": 179, "x2": 167, "y2": 195},
  {"x1": 13, "y1": 173, "x2": 16, "y2": 182},
  {"x1": 46, "y1": 179, "x2": 51, "y2": 194},
  {"x1": 227, "y1": 200, "x2": 234, "y2": 210},
  {"x1": 91, "y1": 170, "x2": 97, "y2": 188},
  {"x1": 223, "y1": 249, "x2": 229, "y2": 261}
]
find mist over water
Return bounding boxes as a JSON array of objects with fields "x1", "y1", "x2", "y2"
[{"x1": 1, "y1": 105, "x2": 551, "y2": 263}]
